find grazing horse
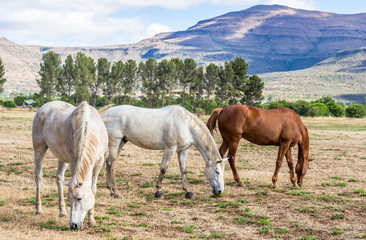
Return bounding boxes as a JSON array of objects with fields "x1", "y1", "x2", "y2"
[
  {"x1": 207, "y1": 105, "x2": 313, "y2": 188},
  {"x1": 32, "y1": 101, "x2": 108, "y2": 230},
  {"x1": 102, "y1": 105, "x2": 227, "y2": 199}
]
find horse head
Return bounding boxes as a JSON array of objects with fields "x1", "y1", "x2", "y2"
[
  {"x1": 63, "y1": 181, "x2": 95, "y2": 230},
  {"x1": 204, "y1": 158, "x2": 228, "y2": 196}
]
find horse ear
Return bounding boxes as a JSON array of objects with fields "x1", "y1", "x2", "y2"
[
  {"x1": 222, "y1": 158, "x2": 228, "y2": 162},
  {"x1": 60, "y1": 181, "x2": 70, "y2": 186},
  {"x1": 309, "y1": 158, "x2": 315, "y2": 162}
]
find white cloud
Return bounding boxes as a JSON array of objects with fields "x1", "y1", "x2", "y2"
[
  {"x1": 0, "y1": 0, "x2": 174, "y2": 46},
  {"x1": 265, "y1": 0, "x2": 318, "y2": 10}
]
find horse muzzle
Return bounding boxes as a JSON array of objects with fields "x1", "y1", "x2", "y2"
[
  {"x1": 70, "y1": 221, "x2": 83, "y2": 230},
  {"x1": 212, "y1": 189, "x2": 223, "y2": 196}
]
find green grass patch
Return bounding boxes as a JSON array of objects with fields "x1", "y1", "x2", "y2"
[
  {"x1": 135, "y1": 211, "x2": 147, "y2": 216},
  {"x1": 331, "y1": 214, "x2": 345, "y2": 219},
  {"x1": 141, "y1": 181, "x2": 154, "y2": 188},
  {"x1": 182, "y1": 201, "x2": 199, "y2": 206},
  {"x1": 107, "y1": 207, "x2": 125, "y2": 216},
  {"x1": 331, "y1": 230, "x2": 345, "y2": 235},
  {"x1": 234, "y1": 216, "x2": 254, "y2": 224},
  {"x1": 176, "y1": 225, "x2": 195, "y2": 233},
  {"x1": 209, "y1": 233, "x2": 224, "y2": 238},
  {"x1": 275, "y1": 228, "x2": 289, "y2": 233}
]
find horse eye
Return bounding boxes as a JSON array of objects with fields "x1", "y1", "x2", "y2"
[
  {"x1": 77, "y1": 197, "x2": 82, "y2": 201},
  {"x1": 215, "y1": 170, "x2": 220, "y2": 175}
]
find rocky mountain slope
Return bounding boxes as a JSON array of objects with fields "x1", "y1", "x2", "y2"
[
  {"x1": 1, "y1": 4, "x2": 366, "y2": 100},
  {"x1": 260, "y1": 47, "x2": 366, "y2": 103}
]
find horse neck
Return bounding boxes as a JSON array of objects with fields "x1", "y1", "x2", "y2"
[
  {"x1": 71, "y1": 101, "x2": 99, "y2": 185},
  {"x1": 187, "y1": 114, "x2": 221, "y2": 163}
]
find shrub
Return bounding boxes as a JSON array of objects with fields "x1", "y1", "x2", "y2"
[
  {"x1": 345, "y1": 104, "x2": 366, "y2": 118},
  {"x1": 0, "y1": 99, "x2": 3, "y2": 105},
  {"x1": 326, "y1": 102, "x2": 345, "y2": 117},
  {"x1": 308, "y1": 102, "x2": 330, "y2": 117},
  {"x1": 13, "y1": 96, "x2": 27, "y2": 106},
  {"x1": 3, "y1": 100, "x2": 16, "y2": 108},
  {"x1": 292, "y1": 100, "x2": 311, "y2": 116}
]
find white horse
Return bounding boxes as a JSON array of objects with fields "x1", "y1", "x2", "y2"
[
  {"x1": 102, "y1": 105, "x2": 227, "y2": 199},
  {"x1": 32, "y1": 101, "x2": 108, "y2": 230}
]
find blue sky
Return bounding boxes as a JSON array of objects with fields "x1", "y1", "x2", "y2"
[{"x1": 1, "y1": 0, "x2": 366, "y2": 47}]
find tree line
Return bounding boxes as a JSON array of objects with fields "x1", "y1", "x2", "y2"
[{"x1": 36, "y1": 51, "x2": 264, "y2": 113}]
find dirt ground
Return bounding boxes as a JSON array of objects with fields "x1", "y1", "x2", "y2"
[{"x1": 0, "y1": 108, "x2": 365, "y2": 240}]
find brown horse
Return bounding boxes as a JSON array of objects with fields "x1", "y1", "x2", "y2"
[{"x1": 207, "y1": 105, "x2": 313, "y2": 188}]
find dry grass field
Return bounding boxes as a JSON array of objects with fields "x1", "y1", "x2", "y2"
[{"x1": 0, "y1": 108, "x2": 365, "y2": 240}]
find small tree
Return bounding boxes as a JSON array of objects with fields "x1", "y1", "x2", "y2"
[
  {"x1": 242, "y1": 74, "x2": 264, "y2": 107},
  {"x1": 204, "y1": 63, "x2": 219, "y2": 114},
  {"x1": 308, "y1": 102, "x2": 330, "y2": 117},
  {"x1": 345, "y1": 104, "x2": 366, "y2": 118},
  {"x1": 13, "y1": 96, "x2": 27, "y2": 106},
  {"x1": 0, "y1": 57, "x2": 6, "y2": 93},
  {"x1": 326, "y1": 102, "x2": 345, "y2": 117},
  {"x1": 3, "y1": 100, "x2": 16, "y2": 108},
  {"x1": 37, "y1": 51, "x2": 62, "y2": 102}
]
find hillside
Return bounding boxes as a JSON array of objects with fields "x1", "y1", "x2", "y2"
[
  {"x1": 1, "y1": 4, "x2": 366, "y2": 102},
  {"x1": 260, "y1": 47, "x2": 366, "y2": 103}
]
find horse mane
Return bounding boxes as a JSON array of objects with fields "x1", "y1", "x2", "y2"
[
  {"x1": 179, "y1": 106, "x2": 219, "y2": 159},
  {"x1": 71, "y1": 101, "x2": 99, "y2": 186},
  {"x1": 206, "y1": 108, "x2": 222, "y2": 134}
]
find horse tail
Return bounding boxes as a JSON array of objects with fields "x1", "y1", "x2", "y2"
[
  {"x1": 97, "y1": 104, "x2": 113, "y2": 115},
  {"x1": 72, "y1": 101, "x2": 99, "y2": 184},
  {"x1": 297, "y1": 126, "x2": 313, "y2": 176},
  {"x1": 206, "y1": 108, "x2": 222, "y2": 135}
]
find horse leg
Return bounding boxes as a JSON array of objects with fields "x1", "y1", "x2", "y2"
[
  {"x1": 285, "y1": 148, "x2": 299, "y2": 187},
  {"x1": 87, "y1": 156, "x2": 105, "y2": 227},
  {"x1": 177, "y1": 149, "x2": 194, "y2": 199},
  {"x1": 219, "y1": 140, "x2": 229, "y2": 158},
  {"x1": 34, "y1": 145, "x2": 47, "y2": 215},
  {"x1": 272, "y1": 142, "x2": 291, "y2": 188},
  {"x1": 106, "y1": 138, "x2": 124, "y2": 198},
  {"x1": 56, "y1": 160, "x2": 68, "y2": 217},
  {"x1": 228, "y1": 141, "x2": 244, "y2": 187},
  {"x1": 155, "y1": 146, "x2": 176, "y2": 199}
]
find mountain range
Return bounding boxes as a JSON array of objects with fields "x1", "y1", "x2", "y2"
[{"x1": 1, "y1": 4, "x2": 366, "y2": 103}]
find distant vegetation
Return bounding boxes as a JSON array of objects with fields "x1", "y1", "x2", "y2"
[
  {"x1": 264, "y1": 97, "x2": 366, "y2": 118},
  {"x1": 0, "y1": 57, "x2": 6, "y2": 93},
  {"x1": 34, "y1": 51, "x2": 264, "y2": 114}
]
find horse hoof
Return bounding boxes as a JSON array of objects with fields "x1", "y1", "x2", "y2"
[
  {"x1": 272, "y1": 184, "x2": 279, "y2": 189},
  {"x1": 238, "y1": 183, "x2": 245, "y2": 187},
  {"x1": 88, "y1": 220, "x2": 96, "y2": 227},
  {"x1": 155, "y1": 191, "x2": 164, "y2": 199},
  {"x1": 59, "y1": 213, "x2": 67, "y2": 218},
  {"x1": 110, "y1": 192, "x2": 122, "y2": 199},
  {"x1": 35, "y1": 210, "x2": 44, "y2": 215},
  {"x1": 185, "y1": 192, "x2": 195, "y2": 199}
]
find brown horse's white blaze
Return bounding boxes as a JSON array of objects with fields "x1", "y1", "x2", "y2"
[
  {"x1": 102, "y1": 105, "x2": 227, "y2": 200},
  {"x1": 206, "y1": 105, "x2": 313, "y2": 188},
  {"x1": 32, "y1": 101, "x2": 108, "y2": 230}
]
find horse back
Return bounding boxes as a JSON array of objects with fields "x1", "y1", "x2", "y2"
[
  {"x1": 32, "y1": 101, "x2": 75, "y2": 162},
  {"x1": 218, "y1": 105, "x2": 306, "y2": 145}
]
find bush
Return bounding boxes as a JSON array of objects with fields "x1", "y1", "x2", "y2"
[
  {"x1": 0, "y1": 99, "x2": 3, "y2": 105},
  {"x1": 345, "y1": 104, "x2": 366, "y2": 118},
  {"x1": 13, "y1": 96, "x2": 27, "y2": 106},
  {"x1": 265, "y1": 100, "x2": 292, "y2": 110},
  {"x1": 3, "y1": 100, "x2": 17, "y2": 108},
  {"x1": 292, "y1": 100, "x2": 311, "y2": 116},
  {"x1": 308, "y1": 102, "x2": 330, "y2": 117},
  {"x1": 326, "y1": 102, "x2": 345, "y2": 117}
]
